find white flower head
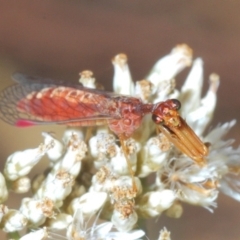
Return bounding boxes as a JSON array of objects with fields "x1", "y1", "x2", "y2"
[{"x1": 1, "y1": 44, "x2": 240, "y2": 240}]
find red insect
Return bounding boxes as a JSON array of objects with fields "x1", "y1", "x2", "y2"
[{"x1": 0, "y1": 73, "x2": 208, "y2": 168}]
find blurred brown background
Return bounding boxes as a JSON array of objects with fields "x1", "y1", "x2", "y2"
[{"x1": 0, "y1": 0, "x2": 240, "y2": 239}]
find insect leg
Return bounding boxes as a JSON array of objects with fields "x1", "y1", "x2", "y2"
[{"x1": 119, "y1": 135, "x2": 137, "y2": 193}]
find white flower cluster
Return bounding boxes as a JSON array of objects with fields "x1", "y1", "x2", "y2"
[{"x1": 0, "y1": 44, "x2": 240, "y2": 240}]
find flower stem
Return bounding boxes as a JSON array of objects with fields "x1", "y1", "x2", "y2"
[{"x1": 7, "y1": 231, "x2": 21, "y2": 240}]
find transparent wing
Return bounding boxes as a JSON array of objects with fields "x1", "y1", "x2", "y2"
[
  {"x1": 12, "y1": 72, "x2": 123, "y2": 98},
  {"x1": 0, "y1": 74, "x2": 119, "y2": 127}
]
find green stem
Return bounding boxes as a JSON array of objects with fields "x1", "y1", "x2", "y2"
[
  {"x1": 7, "y1": 231, "x2": 20, "y2": 240},
  {"x1": 138, "y1": 218, "x2": 148, "y2": 236}
]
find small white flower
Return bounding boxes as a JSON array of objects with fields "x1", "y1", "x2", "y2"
[
  {"x1": 112, "y1": 53, "x2": 134, "y2": 95},
  {"x1": 165, "y1": 202, "x2": 183, "y2": 218},
  {"x1": 79, "y1": 70, "x2": 97, "y2": 89},
  {"x1": 138, "y1": 134, "x2": 171, "y2": 177},
  {"x1": 111, "y1": 209, "x2": 138, "y2": 232},
  {"x1": 62, "y1": 129, "x2": 84, "y2": 146},
  {"x1": 106, "y1": 138, "x2": 139, "y2": 177},
  {"x1": 19, "y1": 197, "x2": 55, "y2": 226},
  {"x1": 10, "y1": 177, "x2": 31, "y2": 193},
  {"x1": 135, "y1": 79, "x2": 154, "y2": 103},
  {"x1": 68, "y1": 192, "x2": 107, "y2": 218},
  {"x1": 113, "y1": 176, "x2": 142, "y2": 196},
  {"x1": 0, "y1": 209, "x2": 28, "y2": 232},
  {"x1": 204, "y1": 120, "x2": 240, "y2": 201},
  {"x1": 89, "y1": 132, "x2": 118, "y2": 169},
  {"x1": 179, "y1": 58, "x2": 204, "y2": 115},
  {"x1": 36, "y1": 171, "x2": 74, "y2": 207},
  {"x1": 56, "y1": 132, "x2": 87, "y2": 177},
  {"x1": 0, "y1": 172, "x2": 8, "y2": 203},
  {"x1": 46, "y1": 213, "x2": 73, "y2": 230},
  {"x1": 90, "y1": 166, "x2": 116, "y2": 192},
  {"x1": 4, "y1": 141, "x2": 54, "y2": 181},
  {"x1": 158, "y1": 227, "x2": 171, "y2": 240},
  {"x1": 156, "y1": 157, "x2": 218, "y2": 211},
  {"x1": 19, "y1": 227, "x2": 48, "y2": 240},
  {"x1": 42, "y1": 132, "x2": 64, "y2": 163},
  {"x1": 147, "y1": 44, "x2": 192, "y2": 88},
  {"x1": 138, "y1": 190, "x2": 176, "y2": 218},
  {"x1": 185, "y1": 73, "x2": 219, "y2": 135}
]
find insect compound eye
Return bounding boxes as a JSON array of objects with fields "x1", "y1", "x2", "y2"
[
  {"x1": 152, "y1": 114, "x2": 163, "y2": 124},
  {"x1": 170, "y1": 99, "x2": 181, "y2": 110}
]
